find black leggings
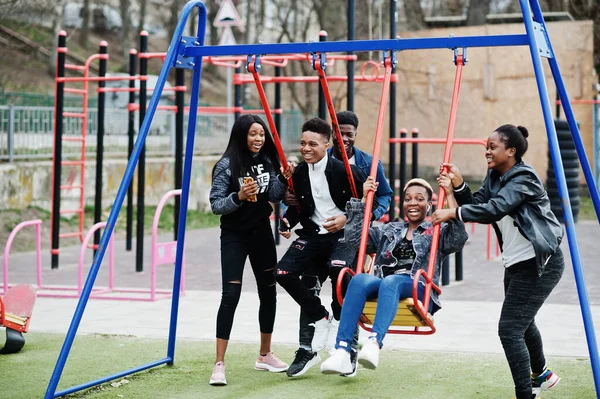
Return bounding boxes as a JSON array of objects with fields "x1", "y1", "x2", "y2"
[
  {"x1": 216, "y1": 222, "x2": 277, "y2": 340},
  {"x1": 499, "y1": 248, "x2": 564, "y2": 399}
]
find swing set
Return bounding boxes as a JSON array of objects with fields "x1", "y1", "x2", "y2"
[{"x1": 45, "y1": 1, "x2": 600, "y2": 398}]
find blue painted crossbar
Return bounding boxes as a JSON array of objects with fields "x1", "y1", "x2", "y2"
[{"x1": 182, "y1": 34, "x2": 530, "y2": 57}]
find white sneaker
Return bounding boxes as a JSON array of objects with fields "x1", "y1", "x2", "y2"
[
  {"x1": 320, "y1": 348, "x2": 352, "y2": 375},
  {"x1": 326, "y1": 318, "x2": 339, "y2": 355},
  {"x1": 357, "y1": 337, "x2": 380, "y2": 369},
  {"x1": 310, "y1": 316, "x2": 331, "y2": 352}
]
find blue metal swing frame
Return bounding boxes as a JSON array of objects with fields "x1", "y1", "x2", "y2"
[{"x1": 45, "y1": 1, "x2": 600, "y2": 397}]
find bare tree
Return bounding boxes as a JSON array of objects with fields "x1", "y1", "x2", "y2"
[
  {"x1": 430, "y1": 0, "x2": 465, "y2": 16},
  {"x1": 544, "y1": 0, "x2": 567, "y2": 11},
  {"x1": 593, "y1": 0, "x2": 600, "y2": 82},
  {"x1": 245, "y1": 0, "x2": 252, "y2": 42},
  {"x1": 569, "y1": 0, "x2": 592, "y2": 19},
  {"x1": 271, "y1": 0, "x2": 316, "y2": 116},
  {"x1": 79, "y1": 0, "x2": 90, "y2": 48},
  {"x1": 139, "y1": 0, "x2": 147, "y2": 31},
  {"x1": 48, "y1": 0, "x2": 67, "y2": 76},
  {"x1": 466, "y1": 0, "x2": 491, "y2": 25},
  {"x1": 167, "y1": 0, "x2": 182, "y2": 41},
  {"x1": 403, "y1": 0, "x2": 426, "y2": 30},
  {"x1": 119, "y1": 0, "x2": 133, "y2": 60}
]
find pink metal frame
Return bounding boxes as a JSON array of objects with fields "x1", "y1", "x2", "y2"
[
  {"x1": 2, "y1": 220, "x2": 42, "y2": 295},
  {"x1": 150, "y1": 189, "x2": 186, "y2": 301},
  {"x1": 3, "y1": 190, "x2": 186, "y2": 301}
]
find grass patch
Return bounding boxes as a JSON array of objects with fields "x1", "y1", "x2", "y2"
[
  {"x1": 579, "y1": 195, "x2": 597, "y2": 221},
  {"x1": 0, "y1": 332, "x2": 594, "y2": 399}
]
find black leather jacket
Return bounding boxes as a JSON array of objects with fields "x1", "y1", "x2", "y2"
[
  {"x1": 283, "y1": 154, "x2": 367, "y2": 236},
  {"x1": 454, "y1": 162, "x2": 563, "y2": 276}
]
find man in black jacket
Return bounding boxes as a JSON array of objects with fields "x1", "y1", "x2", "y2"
[{"x1": 276, "y1": 117, "x2": 366, "y2": 377}]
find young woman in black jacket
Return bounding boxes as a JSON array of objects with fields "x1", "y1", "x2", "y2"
[
  {"x1": 431, "y1": 124, "x2": 563, "y2": 399},
  {"x1": 209, "y1": 114, "x2": 293, "y2": 385}
]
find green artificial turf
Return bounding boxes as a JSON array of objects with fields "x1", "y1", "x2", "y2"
[{"x1": 0, "y1": 332, "x2": 594, "y2": 399}]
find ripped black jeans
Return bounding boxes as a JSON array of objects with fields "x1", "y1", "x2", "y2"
[
  {"x1": 275, "y1": 232, "x2": 357, "y2": 349},
  {"x1": 216, "y1": 221, "x2": 277, "y2": 340}
]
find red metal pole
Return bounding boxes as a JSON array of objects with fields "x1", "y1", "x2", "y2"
[
  {"x1": 356, "y1": 57, "x2": 394, "y2": 274},
  {"x1": 247, "y1": 58, "x2": 294, "y2": 192},
  {"x1": 389, "y1": 137, "x2": 486, "y2": 146},
  {"x1": 314, "y1": 57, "x2": 359, "y2": 199},
  {"x1": 419, "y1": 54, "x2": 465, "y2": 315}
]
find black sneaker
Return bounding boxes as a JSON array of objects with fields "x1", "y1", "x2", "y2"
[
  {"x1": 286, "y1": 348, "x2": 321, "y2": 377},
  {"x1": 340, "y1": 349, "x2": 357, "y2": 378}
]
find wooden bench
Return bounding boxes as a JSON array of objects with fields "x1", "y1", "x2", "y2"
[{"x1": 1, "y1": 284, "x2": 36, "y2": 354}]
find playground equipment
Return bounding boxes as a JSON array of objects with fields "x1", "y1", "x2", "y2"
[
  {"x1": 2, "y1": 191, "x2": 185, "y2": 301},
  {"x1": 150, "y1": 190, "x2": 186, "y2": 302},
  {"x1": 45, "y1": 1, "x2": 600, "y2": 398},
  {"x1": 0, "y1": 284, "x2": 36, "y2": 354},
  {"x1": 51, "y1": 32, "x2": 392, "y2": 270}
]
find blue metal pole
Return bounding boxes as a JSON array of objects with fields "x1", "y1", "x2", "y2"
[
  {"x1": 54, "y1": 358, "x2": 171, "y2": 397},
  {"x1": 167, "y1": 3, "x2": 207, "y2": 363},
  {"x1": 44, "y1": 2, "x2": 206, "y2": 398},
  {"x1": 183, "y1": 34, "x2": 530, "y2": 57},
  {"x1": 521, "y1": 2, "x2": 600, "y2": 397}
]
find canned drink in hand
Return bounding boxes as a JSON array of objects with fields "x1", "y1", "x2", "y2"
[{"x1": 243, "y1": 177, "x2": 257, "y2": 202}]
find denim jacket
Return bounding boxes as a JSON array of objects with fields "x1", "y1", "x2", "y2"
[
  {"x1": 344, "y1": 198, "x2": 468, "y2": 312},
  {"x1": 328, "y1": 146, "x2": 393, "y2": 221}
]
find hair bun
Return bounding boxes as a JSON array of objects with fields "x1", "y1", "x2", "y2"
[{"x1": 517, "y1": 126, "x2": 529, "y2": 138}]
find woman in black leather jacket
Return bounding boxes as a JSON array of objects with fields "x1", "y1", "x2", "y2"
[{"x1": 431, "y1": 124, "x2": 564, "y2": 399}]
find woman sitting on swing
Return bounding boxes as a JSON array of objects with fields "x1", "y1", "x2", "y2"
[{"x1": 320, "y1": 175, "x2": 468, "y2": 375}]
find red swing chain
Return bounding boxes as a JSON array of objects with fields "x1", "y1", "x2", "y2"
[
  {"x1": 312, "y1": 53, "x2": 359, "y2": 199},
  {"x1": 246, "y1": 55, "x2": 295, "y2": 193},
  {"x1": 411, "y1": 50, "x2": 466, "y2": 322},
  {"x1": 336, "y1": 49, "x2": 466, "y2": 336},
  {"x1": 355, "y1": 53, "x2": 395, "y2": 274},
  {"x1": 335, "y1": 52, "x2": 395, "y2": 307}
]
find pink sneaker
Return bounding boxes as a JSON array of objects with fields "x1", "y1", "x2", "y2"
[
  {"x1": 254, "y1": 352, "x2": 289, "y2": 372},
  {"x1": 209, "y1": 361, "x2": 227, "y2": 385}
]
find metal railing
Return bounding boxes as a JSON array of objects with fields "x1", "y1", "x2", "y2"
[{"x1": 0, "y1": 105, "x2": 304, "y2": 161}]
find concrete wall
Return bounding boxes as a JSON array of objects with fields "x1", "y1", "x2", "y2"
[
  {"x1": 332, "y1": 20, "x2": 595, "y2": 184},
  {"x1": 0, "y1": 156, "x2": 220, "y2": 211}
]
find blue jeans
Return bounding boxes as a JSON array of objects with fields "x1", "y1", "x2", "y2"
[{"x1": 335, "y1": 273, "x2": 429, "y2": 350}]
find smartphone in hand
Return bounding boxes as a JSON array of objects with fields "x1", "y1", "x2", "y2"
[{"x1": 279, "y1": 219, "x2": 290, "y2": 232}]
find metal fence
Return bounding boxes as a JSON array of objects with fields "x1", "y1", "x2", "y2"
[{"x1": 0, "y1": 105, "x2": 304, "y2": 162}]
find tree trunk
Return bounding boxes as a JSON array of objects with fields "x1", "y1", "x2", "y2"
[
  {"x1": 568, "y1": 0, "x2": 591, "y2": 19},
  {"x1": 245, "y1": 0, "x2": 252, "y2": 43},
  {"x1": 403, "y1": 0, "x2": 425, "y2": 31},
  {"x1": 466, "y1": 0, "x2": 490, "y2": 26},
  {"x1": 593, "y1": 1, "x2": 600, "y2": 82},
  {"x1": 544, "y1": 0, "x2": 566, "y2": 11},
  {"x1": 79, "y1": 0, "x2": 90, "y2": 48},
  {"x1": 120, "y1": 0, "x2": 132, "y2": 60},
  {"x1": 139, "y1": 0, "x2": 147, "y2": 31},
  {"x1": 431, "y1": 0, "x2": 464, "y2": 16},
  {"x1": 168, "y1": 0, "x2": 181, "y2": 42},
  {"x1": 48, "y1": 0, "x2": 66, "y2": 76}
]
